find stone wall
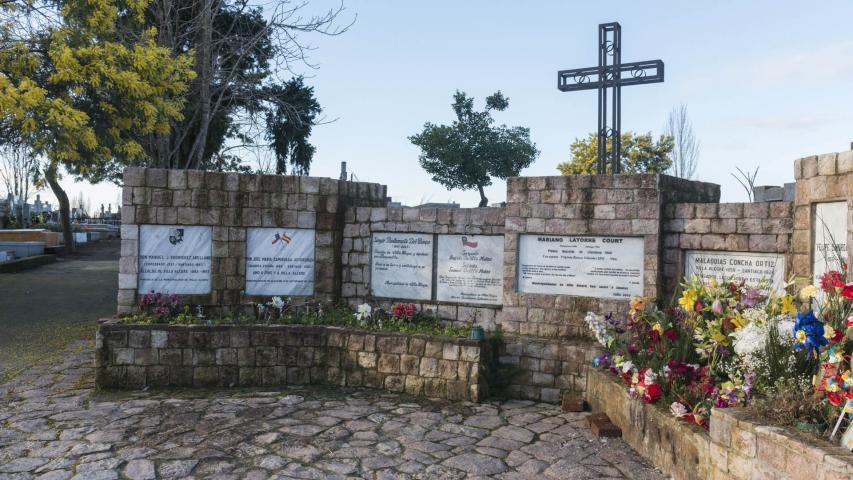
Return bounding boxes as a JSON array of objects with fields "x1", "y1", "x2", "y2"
[
  {"x1": 661, "y1": 201, "x2": 793, "y2": 298},
  {"x1": 792, "y1": 150, "x2": 853, "y2": 287},
  {"x1": 340, "y1": 206, "x2": 505, "y2": 326},
  {"x1": 500, "y1": 174, "x2": 720, "y2": 339},
  {"x1": 118, "y1": 168, "x2": 386, "y2": 315},
  {"x1": 96, "y1": 323, "x2": 489, "y2": 402},
  {"x1": 587, "y1": 368, "x2": 853, "y2": 480}
]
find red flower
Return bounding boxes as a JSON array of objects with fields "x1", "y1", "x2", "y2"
[
  {"x1": 694, "y1": 301, "x2": 704, "y2": 312},
  {"x1": 642, "y1": 384, "x2": 662, "y2": 404},
  {"x1": 664, "y1": 329, "x2": 679, "y2": 341},
  {"x1": 828, "y1": 391, "x2": 844, "y2": 407},
  {"x1": 821, "y1": 271, "x2": 846, "y2": 292},
  {"x1": 842, "y1": 284, "x2": 853, "y2": 300},
  {"x1": 833, "y1": 329, "x2": 845, "y2": 343}
]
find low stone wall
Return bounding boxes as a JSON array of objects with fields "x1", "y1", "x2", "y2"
[
  {"x1": 96, "y1": 323, "x2": 489, "y2": 402},
  {"x1": 586, "y1": 368, "x2": 853, "y2": 480},
  {"x1": 497, "y1": 336, "x2": 599, "y2": 404}
]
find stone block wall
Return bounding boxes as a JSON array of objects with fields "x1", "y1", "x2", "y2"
[
  {"x1": 340, "y1": 206, "x2": 506, "y2": 326},
  {"x1": 587, "y1": 368, "x2": 853, "y2": 480},
  {"x1": 496, "y1": 337, "x2": 599, "y2": 403},
  {"x1": 792, "y1": 150, "x2": 853, "y2": 287},
  {"x1": 118, "y1": 168, "x2": 387, "y2": 315},
  {"x1": 661, "y1": 201, "x2": 793, "y2": 298},
  {"x1": 96, "y1": 323, "x2": 489, "y2": 402},
  {"x1": 500, "y1": 174, "x2": 720, "y2": 339}
]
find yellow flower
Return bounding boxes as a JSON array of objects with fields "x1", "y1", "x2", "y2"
[
  {"x1": 707, "y1": 277, "x2": 718, "y2": 288},
  {"x1": 780, "y1": 295, "x2": 797, "y2": 316},
  {"x1": 824, "y1": 325, "x2": 836, "y2": 340},
  {"x1": 844, "y1": 402, "x2": 853, "y2": 414},
  {"x1": 842, "y1": 371, "x2": 851, "y2": 382},
  {"x1": 678, "y1": 290, "x2": 698, "y2": 310},
  {"x1": 652, "y1": 323, "x2": 663, "y2": 334},
  {"x1": 630, "y1": 296, "x2": 646, "y2": 311},
  {"x1": 712, "y1": 331, "x2": 727, "y2": 343},
  {"x1": 731, "y1": 314, "x2": 748, "y2": 330},
  {"x1": 828, "y1": 383, "x2": 840, "y2": 393},
  {"x1": 799, "y1": 285, "x2": 818, "y2": 301},
  {"x1": 796, "y1": 330, "x2": 807, "y2": 343}
]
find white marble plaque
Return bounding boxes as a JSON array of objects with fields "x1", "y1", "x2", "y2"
[
  {"x1": 517, "y1": 234, "x2": 644, "y2": 299},
  {"x1": 813, "y1": 201, "x2": 849, "y2": 285},
  {"x1": 138, "y1": 225, "x2": 211, "y2": 294},
  {"x1": 245, "y1": 228, "x2": 315, "y2": 296},
  {"x1": 436, "y1": 235, "x2": 504, "y2": 305},
  {"x1": 685, "y1": 250, "x2": 785, "y2": 292},
  {"x1": 371, "y1": 233, "x2": 433, "y2": 300}
]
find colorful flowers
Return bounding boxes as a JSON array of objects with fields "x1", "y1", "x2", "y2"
[{"x1": 792, "y1": 310, "x2": 828, "y2": 353}]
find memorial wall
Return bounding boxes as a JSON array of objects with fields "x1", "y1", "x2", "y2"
[{"x1": 117, "y1": 167, "x2": 386, "y2": 315}]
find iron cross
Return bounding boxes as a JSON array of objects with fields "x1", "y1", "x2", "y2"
[{"x1": 558, "y1": 22, "x2": 664, "y2": 174}]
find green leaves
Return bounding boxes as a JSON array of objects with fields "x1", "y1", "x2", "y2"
[
  {"x1": 410, "y1": 90, "x2": 539, "y2": 207},
  {"x1": 557, "y1": 131, "x2": 674, "y2": 175}
]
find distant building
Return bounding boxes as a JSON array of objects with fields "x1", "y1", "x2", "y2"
[{"x1": 415, "y1": 202, "x2": 460, "y2": 209}]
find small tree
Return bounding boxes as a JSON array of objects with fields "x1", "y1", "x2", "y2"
[
  {"x1": 410, "y1": 91, "x2": 538, "y2": 207},
  {"x1": 557, "y1": 132, "x2": 673, "y2": 175},
  {"x1": 266, "y1": 76, "x2": 322, "y2": 175},
  {"x1": 666, "y1": 104, "x2": 700, "y2": 179}
]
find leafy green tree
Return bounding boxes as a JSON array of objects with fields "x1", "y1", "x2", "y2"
[
  {"x1": 410, "y1": 91, "x2": 539, "y2": 207},
  {"x1": 557, "y1": 132, "x2": 674, "y2": 175},
  {"x1": 266, "y1": 76, "x2": 322, "y2": 175},
  {"x1": 0, "y1": 0, "x2": 195, "y2": 251}
]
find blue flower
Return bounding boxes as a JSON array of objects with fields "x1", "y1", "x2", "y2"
[{"x1": 793, "y1": 310, "x2": 827, "y2": 352}]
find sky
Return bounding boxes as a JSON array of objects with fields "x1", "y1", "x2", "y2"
[{"x1": 33, "y1": 0, "x2": 853, "y2": 211}]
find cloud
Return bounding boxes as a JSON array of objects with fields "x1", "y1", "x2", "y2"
[{"x1": 747, "y1": 41, "x2": 853, "y2": 87}]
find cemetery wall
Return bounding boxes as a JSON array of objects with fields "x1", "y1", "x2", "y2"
[
  {"x1": 340, "y1": 206, "x2": 505, "y2": 326},
  {"x1": 500, "y1": 174, "x2": 719, "y2": 339},
  {"x1": 118, "y1": 167, "x2": 386, "y2": 315},
  {"x1": 792, "y1": 150, "x2": 853, "y2": 288},
  {"x1": 661, "y1": 202, "x2": 793, "y2": 298},
  {"x1": 587, "y1": 369, "x2": 853, "y2": 480},
  {"x1": 96, "y1": 323, "x2": 490, "y2": 402}
]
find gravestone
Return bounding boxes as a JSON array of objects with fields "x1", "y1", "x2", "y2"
[
  {"x1": 138, "y1": 225, "x2": 212, "y2": 294},
  {"x1": 684, "y1": 250, "x2": 785, "y2": 292},
  {"x1": 436, "y1": 234, "x2": 503, "y2": 305},
  {"x1": 812, "y1": 201, "x2": 848, "y2": 283},
  {"x1": 370, "y1": 232, "x2": 433, "y2": 300},
  {"x1": 245, "y1": 228, "x2": 315, "y2": 296},
  {"x1": 516, "y1": 234, "x2": 644, "y2": 300}
]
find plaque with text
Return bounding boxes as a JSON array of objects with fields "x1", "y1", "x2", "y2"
[
  {"x1": 813, "y1": 201, "x2": 848, "y2": 285},
  {"x1": 685, "y1": 250, "x2": 785, "y2": 292},
  {"x1": 517, "y1": 234, "x2": 644, "y2": 299},
  {"x1": 245, "y1": 228, "x2": 315, "y2": 296},
  {"x1": 371, "y1": 233, "x2": 433, "y2": 300},
  {"x1": 436, "y1": 235, "x2": 504, "y2": 305},
  {"x1": 138, "y1": 225, "x2": 211, "y2": 294}
]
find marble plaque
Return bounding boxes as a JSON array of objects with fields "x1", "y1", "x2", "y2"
[
  {"x1": 685, "y1": 250, "x2": 785, "y2": 292},
  {"x1": 245, "y1": 228, "x2": 315, "y2": 296},
  {"x1": 138, "y1": 225, "x2": 211, "y2": 294},
  {"x1": 371, "y1": 233, "x2": 433, "y2": 300},
  {"x1": 813, "y1": 201, "x2": 849, "y2": 284},
  {"x1": 436, "y1": 235, "x2": 504, "y2": 305},
  {"x1": 517, "y1": 234, "x2": 644, "y2": 299}
]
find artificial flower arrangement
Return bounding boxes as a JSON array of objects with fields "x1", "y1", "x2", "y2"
[{"x1": 588, "y1": 275, "x2": 797, "y2": 430}]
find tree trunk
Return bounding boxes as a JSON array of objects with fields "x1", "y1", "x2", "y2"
[
  {"x1": 477, "y1": 184, "x2": 488, "y2": 208},
  {"x1": 186, "y1": 0, "x2": 213, "y2": 169},
  {"x1": 45, "y1": 161, "x2": 73, "y2": 254}
]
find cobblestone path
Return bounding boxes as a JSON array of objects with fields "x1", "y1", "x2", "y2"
[{"x1": 0, "y1": 343, "x2": 664, "y2": 479}]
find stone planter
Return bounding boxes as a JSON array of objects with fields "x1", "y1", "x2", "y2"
[
  {"x1": 586, "y1": 368, "x2": 853, "y2": 480},
  {"x1": 96, "y1": 323, "x2": 490, "y2": 402}
]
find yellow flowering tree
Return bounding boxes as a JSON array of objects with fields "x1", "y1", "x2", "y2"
[{"x1": 0, "y1": 0, "x2": 194, "y2": 251}]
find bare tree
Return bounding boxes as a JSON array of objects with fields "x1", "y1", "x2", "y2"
[
  {"x1": 731, "y1": 166, "x2": 760, "y2": 202},
  {"x1": 139, "y1": 0, "x2": 352, "y2": 173},
  {"x1": 665, "y1": 104, "x2": 700, "y2": 179},
  {"x1": 0, "y1": 143, "x2": 38, "y2": 201}
]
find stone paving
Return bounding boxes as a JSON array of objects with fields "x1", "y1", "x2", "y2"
[{"x1": 0, "y1": 342, "x2": 664, "y2": 479}]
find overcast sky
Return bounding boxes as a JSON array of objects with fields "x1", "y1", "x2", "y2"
[{"x1": 39, "y1": 0, "x2": 853, "y2": 212}]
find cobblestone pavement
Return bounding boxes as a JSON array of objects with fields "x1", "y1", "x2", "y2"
[{"x1": 0, "y1": 343, "x2": 664, "y2": 480}]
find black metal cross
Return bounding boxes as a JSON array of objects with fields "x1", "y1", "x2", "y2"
[{"x1": 558, "y1": 22, "x2": 664, "y2": 174}]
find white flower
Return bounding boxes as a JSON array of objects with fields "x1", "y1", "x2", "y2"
[
  {"x1": 270, "y1": 296, "x2": 285, "y2": 309},
  {"x1": 354, "y1": 303, "x2": 372, "y2": 322},
  {"x1": 742, "y1": 308, "x2": 768, "y2": 326},
  {"x1": 644, "y1": 370, "x2": 658, "y2": 385},
  {"x1": 621, "y1": 361, "x2": 634, "y2": 374},
  {"x1": 584, "y1": 312, "x2": 613, "y2": 347},
  {"x1": 670, "y1": 402, "x2": 688, "y2": 418}
]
